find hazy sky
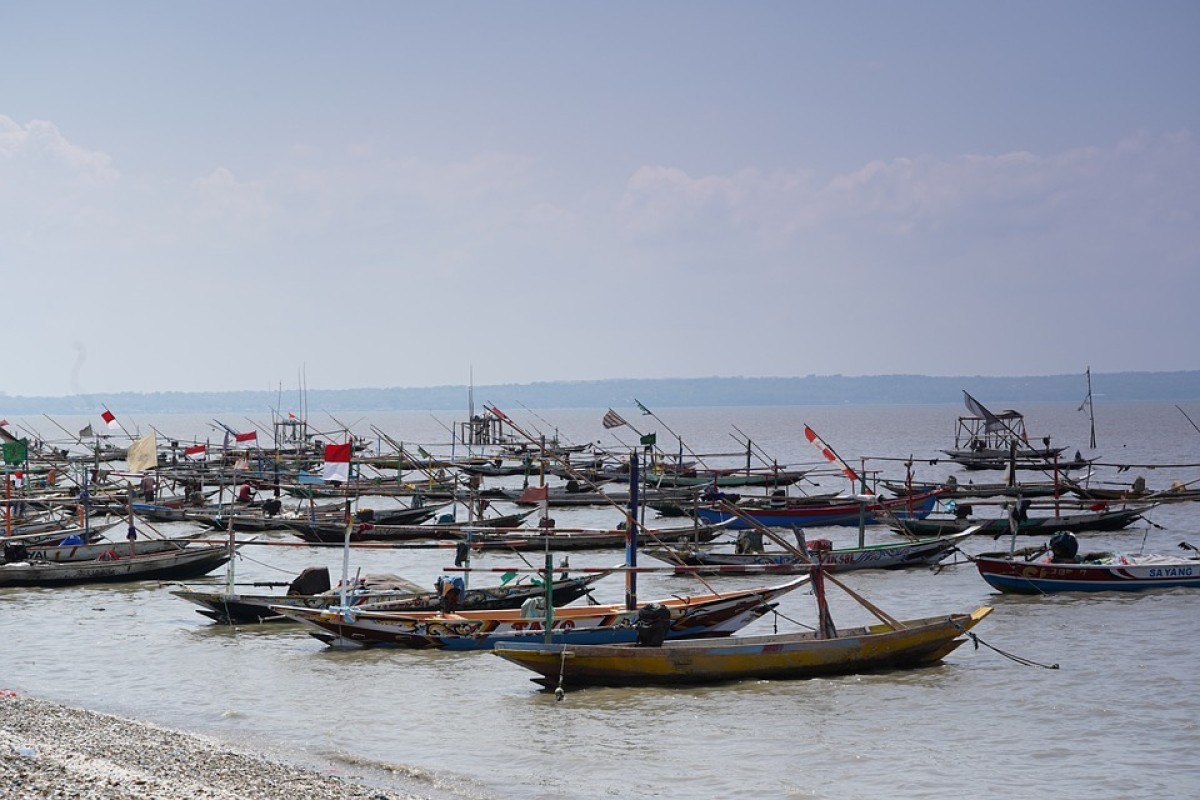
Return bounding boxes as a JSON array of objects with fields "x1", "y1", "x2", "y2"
[{"x1": 2, "y1": 2, "x2": 1197, "y2": 398}]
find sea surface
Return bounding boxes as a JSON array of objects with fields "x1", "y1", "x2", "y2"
[{"x1": 2, "y1": 402, "x2": 1199, "y2": 800}]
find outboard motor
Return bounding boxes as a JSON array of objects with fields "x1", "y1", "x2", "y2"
[
  {"x1": 635, "y1": 603, "x2": 672, "y2": 647},
  {"x1": 1048, "y1": 532, "x2": 1079, "y2": 563},
  {"x1": 3, "y1": 542, "x2": 29, "y2": 564}
]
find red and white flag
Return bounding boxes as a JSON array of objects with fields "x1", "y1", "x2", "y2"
[
  {"x1": 803, "y1": 424, "x2": 869, "y2": 493},
  {"x1": 234, "y1": 431, "x2": 258, "y2": 443},
  {"x1": 184, "y1": 444, "x2": 207, "y2": 458},
  {"x1": 322, "y1": 442, "x2": 352, "y2": 482},
  {"x1": 602, "y1": 409, "x2": 627, "y2": 429},
  {"x1": 101, "y1": 409, "x2": 119, "y2": 429}
]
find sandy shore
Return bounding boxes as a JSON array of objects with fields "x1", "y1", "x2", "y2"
[{"x1": 1, "y1": 691, "x2": 425, "y2": 800}]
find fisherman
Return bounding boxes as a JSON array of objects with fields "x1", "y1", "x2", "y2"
[
  {"x1": 140, "y1": 472, "x2": 157, "y2": 502},
  {"x1": 437, "y1": 575, "x2": 465, "y2": 613},
  {"x1": 735, "y1": 528, "x2": 764, "y2": 554},
  {"x1": 237, "y1": 481, "x2": 256, "y2": 503}
]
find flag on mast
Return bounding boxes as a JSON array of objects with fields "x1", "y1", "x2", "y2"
[
  {"x1": 322, "y1": 442, "x2": 352, "y2": 482},
  {"x1": 634, "y1": 399, "x2": 652, "y2": 416},
  {"x1": 126, "y1": 433, "x2": 158, "y2": 473},
  {"x1": 602, "y1": 409, "x2": 628, "y2": 429},
  {"x1": 803, "y1": 424, "x2": 868, "y2": 492},
  {"x1": 101, "y1": 409, "x2": 119, "y2": 430},
  {"x1": 234, "y1": 431, "x2": 258, "y2": 443}
]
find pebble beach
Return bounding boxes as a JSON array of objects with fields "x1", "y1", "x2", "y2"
[{"x1": 0, "y1": 692, "x2": 424, "y2": 800}]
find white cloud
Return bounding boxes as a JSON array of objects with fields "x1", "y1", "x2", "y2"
[
  {"x1": 615, "y1": 133, "x2": 1200, "y2": 259},
  {"x1": 0, "y1": 116, "x2": 118, "y2": 184}
]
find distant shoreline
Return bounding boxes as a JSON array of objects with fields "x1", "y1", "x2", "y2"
[{"x1": 2, "y1": 370, "x2": 1198, "y2": 415}]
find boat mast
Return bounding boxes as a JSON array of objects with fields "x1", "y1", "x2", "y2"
[{"x1": 1084, "y1": 367, "x2": 1097, "y2": 449}]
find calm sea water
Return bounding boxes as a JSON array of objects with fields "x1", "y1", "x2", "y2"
[{"x1": 2, "y1": 402, "x2": 1199, "y2": 800}]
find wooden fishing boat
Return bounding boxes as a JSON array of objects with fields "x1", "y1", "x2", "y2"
[
  {"x1": 646, "y1": 530, "x2": 976, "y2": 575},
  {"x1": 942, "y1": 394, "x2": 1087, "y2": 471},
  {"x1": 24, "y1": 535, "x2": 206, "y2": 563},
  {"x1": 492, "y1": 606, "x2": 993, "y2": 688},
  {"x1": 890, "y1": 506, "x2": 1145, "y2": 537},
  {"x1": 190, "y1": 512, "x2": 299, "y2": 533},
  {"x1": 283, "y1": 512, "x2": 450, "y2": 543},
  {"x1": 975, "y1": 549, "x2": 1200, "y2": 593},
  {"x1": 643, "y1": 470, "x2": 807, "y2": 489},
  {"x1": 171, "y1": 568, "x2": 612, "y2": 624},
  {"x1": 456, "y1": 522, "x2": 728, "y2": 552},
  {"x1": 691, "y1": 490, "x2": 941, "y2": 529},
  {"x1": 880, "y1": 479, "x2": 1060, "y2": 500},
  {"x1": 0, "y1": 543, "x2": 232, "y2": 587},
  {"x1": 269, "y1": 576, "x2": 808, "y2": 650}
]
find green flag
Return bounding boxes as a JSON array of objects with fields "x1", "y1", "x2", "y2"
[
  {"x1": 2, "y1": 438, "x2": 28, "y2": 465},
  {"x1": 640, "y1": 432, "x2": 657, "y2": 447}
]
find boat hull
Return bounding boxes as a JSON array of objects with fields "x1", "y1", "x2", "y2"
[
  {"x1": 271, "y1": 577, "x2": 807, "y2": 650},
  {"x1": 895, "y1": 507, "x2": 1143, "y2": 537},
  {"x1": 493, "y1": 607, "x2": 993, "y2": 688},
  {"x1": 650, "y1": 532, "x2": 972, "y2": 575},
  {"x1": 172, "y1": 573, "x2": 608, "y2": 625},
  {"x1": 0, "y1": 545, "x2": 232, "y2": 587},
  {"x1": 975, "y1": 555, "x2": 1200, "y2": 593},
  {"x1": 693, "y1": 491, "x2": 940, "y2": 529}
]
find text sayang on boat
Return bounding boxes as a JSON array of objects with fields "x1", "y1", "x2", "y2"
[{"x1": 974, "y1": 533, "x2": 1200, "y2": 594}]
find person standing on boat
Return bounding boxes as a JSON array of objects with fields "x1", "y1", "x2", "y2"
[{"x1": 140, "y1": 472, "x2": 156, "y2": 502}]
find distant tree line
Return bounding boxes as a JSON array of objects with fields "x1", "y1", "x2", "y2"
[{"x1": 1, "y1": 371, "x2": 1197, "y2": 415}]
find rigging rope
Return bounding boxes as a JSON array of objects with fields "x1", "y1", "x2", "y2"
[{"x1": 953, "y1": 620, "x2": 1059, "y2": 670}]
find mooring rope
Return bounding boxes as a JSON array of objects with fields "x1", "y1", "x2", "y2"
[
  {"x1": 554, "y1": 647, "x2": 568, "y2": 702},
  {"x1": 953, "y1": 620, "x2": 1059, "y2": 669},
  {"x1": 770, "y1": 608, "x2": 816, "y2": 634}
]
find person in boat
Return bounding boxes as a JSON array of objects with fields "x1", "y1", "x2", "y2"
[
  {"x1": 237, "y1": 481, "x2": 256, "y2": 503},
  {"x1": 140, "y1": 472, "x2": 157, "y2": 502},
  {"x1": 703, "y1": 485, "x2": 740, "y2": 504},
  {"x1": 436, "y1": 575, "x2": 465, "y2": 613},
  {"x1": 735, "y1": 529, "x2": 764, "y2": 554}
]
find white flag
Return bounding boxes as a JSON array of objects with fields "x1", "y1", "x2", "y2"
[{"x1": 126, "y1": 433, "x2": 158, "y2": 473}]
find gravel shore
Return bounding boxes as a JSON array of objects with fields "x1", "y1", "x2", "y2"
[{"x1": 1, "y1": 691, "x2": 425, "y2": 800}]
